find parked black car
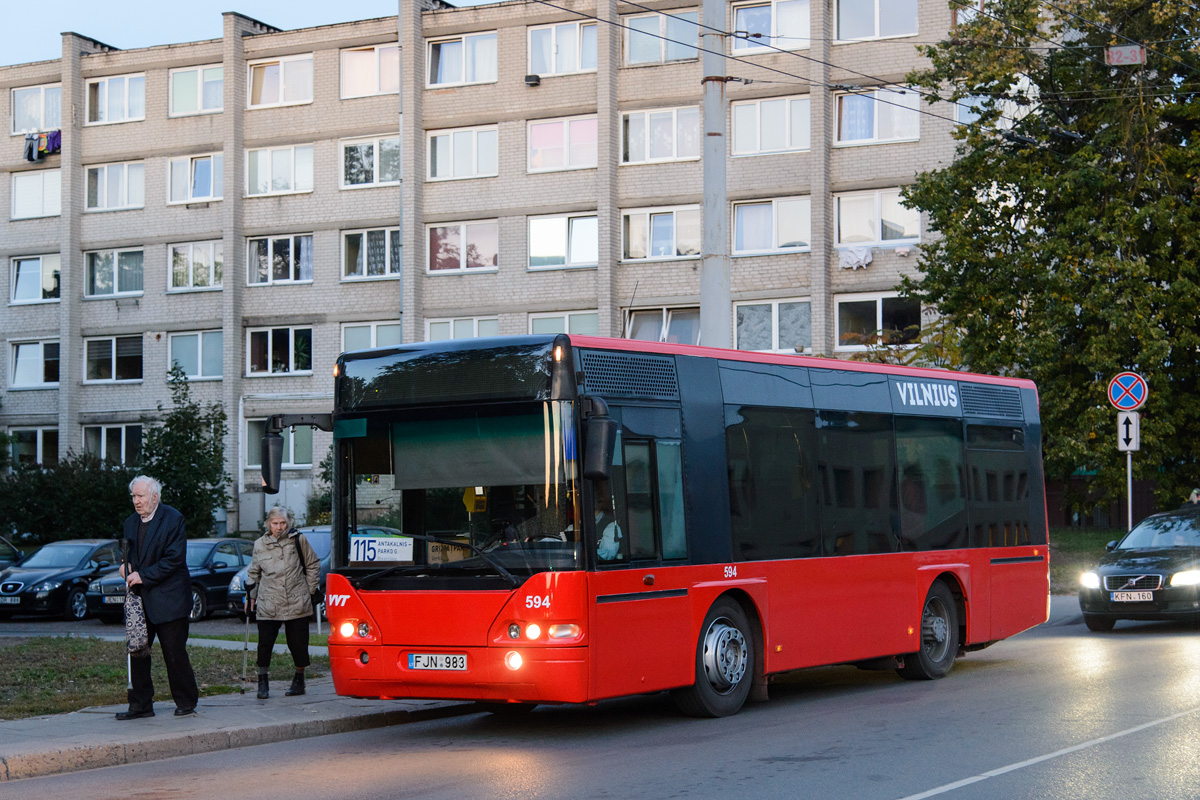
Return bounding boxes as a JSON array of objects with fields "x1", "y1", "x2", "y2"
[
  {"x1": 1079, "y1": 507, "x2": 1200, "y2": 631},
  {"x1": 0, "y1": 539, "x2": 121, "y2": 620},
  {"x1": 227, "y1": 526, "x2": 339, "y2": 617},
  {"x1": 0, "y1": 533, "x2": 24, "y2": 570},
  {"x1": 86, "y1": 537, "x2": 254, "y2": 623}
]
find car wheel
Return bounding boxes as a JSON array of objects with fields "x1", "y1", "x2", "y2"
[
  {"x1": 64, "y1": 588, "x2": 88, "y2": 622},
  {"x1": 189, "y1": 585, "x2": 207, "y2": 622},
  {"x1": 898, "y1": 581, "x2": 960, "y2": 680},
  {"x1": 1083, "y1": 613, "x2": 1116, "y2": 632},
  {"x1": 671, "y1": 597, "x2": 755, "y2": 717}
]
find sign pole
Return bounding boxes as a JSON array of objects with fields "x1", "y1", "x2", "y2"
[{"x1": 1127, "y1": 450, "x2": 1133, "y2": 532}]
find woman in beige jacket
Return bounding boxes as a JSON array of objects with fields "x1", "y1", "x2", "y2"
[{"x1": 246, "y1": 506, "x2": 320, "y2": 699}]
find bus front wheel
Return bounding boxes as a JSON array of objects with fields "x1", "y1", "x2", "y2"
[
  {"x1": 898, "y1": 581, "x2": 959, "y2": 681},
  {"x1": 672, "y1": 598, "x2": 754, "y2": 718}
]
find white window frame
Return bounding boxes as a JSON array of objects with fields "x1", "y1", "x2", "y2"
[
  {"x1": 341, "y1": 44, "x2": 400, "y2": 98},
  {"x1": 10, "y1": 254, "x2": 60, "y2": 304},
  {"x1": 85, "y1": 161, "x2": 145, "y2": 211},
  {"x1": 11, "y1": 169, "x2": 61, "y2": 219},
  {"x1": 245, "y1": 144, "x2": 314, "y2": 197},
  {"x1": 730, "y1": 0, "x2": 811, "y2": 54},
  {"x1": 84, "y1": 335, "x2": 143, "y2": 383},
  {"x1": 835, "y1": 188, "x2": 921, "y2": 248},
  {"x1": 732, "y1": 196, "x2": 812, "y2": 255},
  {"x1": 342, "y1": 228, "x2": 401, "y2": 280},
  {"x1": 168, "y1": 65, "x2": 223, "y2": 117},
  {"x1": 342, "y1": 321, "x2": 403, "y2": 351},
  {"x1": 528, "y1": 115, "x2": 599, "y2": 173},
  {"x1": 340, "y1": 135, "x2": 401, "y2": 189},
  {"x1": 834, "y1": 292, "x2": 922, "y2": 352},
  {"x1": 622, "y1": 205, "x2": 701, "y2": 261},
  {"x1": 168, "y1": 330, "x2": 224, "y2": 380},
  {"x1": 9, "y1": 340, "x2": 59, "y2": 388},
  {"x1": 623, "y1": 11, "x2": 700, "y2": 65},
  {"x1": 245, "y1": 326, "x2": 314, "y2": 376},
  {"x1": 426, "y1": 220, "x2": 500, "y2": 273},
  {"x1": 529, "y1": 311, "x2": 600, "y2": 335},
  {"x1": 734, "y1": 297, "x2": 812, "y2": 353},
  {"x1": 834, "y1": 87, "x2": 920, "y2": 146},
  {"x1": 11, "y1": 83, "x2": 61, "y2": 134},
  {"x1": 9, "y1": 428, "x2": 58, "y2": 467},
  {"x1": 426, "y1": 316, "x2": 500, "y2": 341},
  {"x1": 621, "y1": 106, "x2": 700, "y2": 164},
  {"x1": 246, "y1": 234, "x2": 314, "y2": 286},
  {"x1": 427, "y1": 125, "x2": 499, "y2": 181},
  {"x1": 528, "y1": 21, "x2": 598, "y2": 76},
  {"x1": 84, "y1": 248, "x2": 144, "y2": 298},
  {"x1": 85, "y1": 73, "x2": 146, "y2": 125},
  {"x1": 168, "y1": 153, "x2": 223, "y2": 204},
  {"x1": 247, "y1": 54, "x2": 314, "y2": 109},
  {"x1": 528, "y1": 213, "x2": 599, "y2": 270},
  {"x1": 82, "y1": 424, "x2": 142, "y2": 466},
  {"x1": 834, "y1": 0, "x2": 918, "y2": 42},
  {"x1": 731, "y1": 95, "x2": 810, "y2": 155},
  {"x1": 625, "y1": 306, "x2": 702, "y2": 345},
  {"x1": 168, "y1": 241, "x2": 223, "y2": 292},
  {"x1": 245, "y1": 419, "x2": 312, "y2": 468},
  {"x1": 426, "y1": 32, "x2": 499, "y2": 88}
]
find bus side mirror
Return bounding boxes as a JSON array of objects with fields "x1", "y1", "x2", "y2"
[
  {"x1": 262, "y1": 433, "x2": 284, "y2": 494},
  {"x1": 584, "y1": 415, "x2": 618, "y2": 481}
]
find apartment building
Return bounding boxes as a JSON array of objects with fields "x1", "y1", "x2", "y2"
[{"x1": 1, "y1": 0, "x2": 963, "y2": 532}]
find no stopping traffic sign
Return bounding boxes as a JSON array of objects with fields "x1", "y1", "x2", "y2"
[{"x1": 1107, "y1": 372, "x2": 1148, "y2": 411}]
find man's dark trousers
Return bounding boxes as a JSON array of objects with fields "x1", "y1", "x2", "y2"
[{"x1": 128, "y1": 616, "x2": 199, "y2": 712}]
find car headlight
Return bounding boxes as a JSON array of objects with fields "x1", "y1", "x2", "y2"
[
  {"x1": 33, "y1": 580, "x2": 62, "y2": 592},
  {"x1": 229, "y1": 575, "x2": 243, "y2": 592},
  {"x1": 88, "y1": 580, "x2": 100, "y2": 592},
  {"x1": 1079, "y1": 572, "x2": 1101, "y2": 589},
  {"x1": 1170, "y1": 570, "x2": 1200, "y2": 587}
]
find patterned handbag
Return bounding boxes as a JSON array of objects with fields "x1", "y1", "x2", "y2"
[{"x1": 125, "y1": 588, "x2": 151, "y2": 656}]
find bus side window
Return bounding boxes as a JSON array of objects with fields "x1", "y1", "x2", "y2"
[
  {"x1": 624, "y1": 442, "x2": 656, "y2": 559},
  {"x1": 656, "y1": 440, "x2": 686, "y2": 559}
]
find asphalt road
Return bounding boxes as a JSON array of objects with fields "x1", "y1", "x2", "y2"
[{"x1": 4, "y1": 598, "x2": 1200, "y2": 799}]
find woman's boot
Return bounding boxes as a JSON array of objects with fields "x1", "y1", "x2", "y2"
[
  {"x1": 285, "y1": 670, "x2": 306, "y2": 696},
  {"x1": 257, "y1": 673, "x2": 269, "y2": 699}
]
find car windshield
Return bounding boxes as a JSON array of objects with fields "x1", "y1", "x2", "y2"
[
  {"x1": 1118, "y1": 515, "x2": 1200, "y2": 549},
  {"x1": 186, "y1": 543, "x2": 213, "y2": 569},
  {"x1": 21, "y1": 544, "x2": 91, "y2": 569}
]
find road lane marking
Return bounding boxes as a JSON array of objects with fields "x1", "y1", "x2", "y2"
[{"x1": 895, "y1": 705, "x2": 1200, "y2": 800}]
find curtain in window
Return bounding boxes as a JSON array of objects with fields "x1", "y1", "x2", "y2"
[
  {"x1": 530, "y1": 28, "x2": 553, "y2": 74},
  {"x1": 737, "y1": 304, "x2": 773, "y2": 350},
  {"x1": 838, "y1": 94, "x2": 873, "y2": 140},
  {"x1": 367, "y1": 230, "x2": 387, "y2": 276},
  {"x1": 734, "y1": 203, "x2": 773, "y2": 251},
  {"x1": 569, "y1": 118, "x2": 598, "y2": 166},
  {"x1": 555, "y1": 24, "x2": 579, "y2": 73},
  {"x1": 665, "y1": 13, "x2": 699, "y2": 60},
  {"x1": 201, "y1": 332, "x2": 223, "y2": 376},
  {"x1": 117, "y1": 251, "x2": 142, "y2": 293},
  {"x1": 465, "y1": 34, "x2": 497, "y2": 82},
  {"x1": 192, "y1": 243, "x2": 211, "y2": 288},
  {"x1": 627, "y1": 16, "x2": 660, "y2": 64},
  {"x1": 297, "y1": 236, "x2": 314, "y2": 280}
]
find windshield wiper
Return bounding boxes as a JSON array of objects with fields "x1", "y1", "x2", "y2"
[{"x1": 353, "y1": 532, "x2": 520, "y2": 589}]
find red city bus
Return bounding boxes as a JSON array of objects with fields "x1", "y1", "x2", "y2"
[{"x1": 262, "y1": 335, "x2": 1049, "y2": 717}]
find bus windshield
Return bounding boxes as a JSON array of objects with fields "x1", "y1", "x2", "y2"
[{"x1": 339, "y1": 401, "x2": 582, "y2": 581}]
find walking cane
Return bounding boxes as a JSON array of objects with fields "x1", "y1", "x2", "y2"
[{"x1": 240, "y1": 595, "x2": 251, "y2": 694}]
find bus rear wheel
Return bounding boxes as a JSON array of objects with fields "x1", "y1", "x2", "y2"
[
  {"x1": 898, "y1": 581, "x2": 959, "y2": 681},
  {"x1": 672, "y1": 598, "x2": 754, "y2": 718}
]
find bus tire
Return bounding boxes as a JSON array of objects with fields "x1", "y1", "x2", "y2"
[
  {"x1": 1083, "y1": 613, "x2": 1116, "y2": 632},
  {"x1": 672, "y1": 597, "x2": 754, "y2": 718},
  {"x1": 898, "y1": 581, "x2": 959, "y2": 681}
]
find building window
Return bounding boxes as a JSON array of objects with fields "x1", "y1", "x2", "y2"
[
  {"x1": 836, "y1": 88, "x2": 920, "y2": 144},
  {"x1": 10, "y1": 340, "x2": 59, "y2": 388},
  {"x1": 426, "y1": 317, "x2": 500, "y2": 340},
  {"x1": 85, "y1": 74, "x2": 145, "y2": 125},
  {"x1": 735, "y1": 299, "x2": 811, "y2": 353},
  {"x1": 341, "y1": 136, "x2": 400, "y2": 188},
  {"x1": 625, "y1": 11, "x2": 699, "y2": 65},
  {"x1": 11, "y1": 254, "x2": 60, "y2": 304},
  {"x1": 732, "y1": 95, "x2": 810, "y2": 154},
  {"x1": 528, "y1": 115, "x2": 598, "y2": 172},
  {"x1": 12, "y1": 84, "x2": 61, "y2": 134},
  {"x1": 248, "y1": 55, "x2": 313, "y2": 108},
  {"x1": 169, "y1": 241, "x2": 223, "y2": 291},
  {"x1": 11, "y1": 169, "x2": 61, "y2": 219},
  {"x1": 428, "y1": 32, "x2": 498, "y2": 86},
  {"x1": 731, "y1": 0, "x2": 810, "y2": 53},
  {"x1": 85, "y1": 249, "x2": 144, "y2": 297},
  {"x1": 626, "y1": 307, "x2": 701, "y2": 344},
  {"x1": 622, "y1": 206, "x2": 701, "y2": 260},
  {"x1": 246, "y1": 144, "x2": 313, "y2": 196},
  {"x1": 343, "y1": 228, "x2": 400, "y2": 279},
  {"x1": 341, "y1": 44, "x2": 400, "y2": 98},
  {"x1": 622, "y1": 107, "x2": 700, "y2": 163},
  {"x1": 836, "y1": 0, "x2": 917, "y2": 40},
  {"x1": 529, "y1": 21, "x2": 597, "y2": 76},
  {"x1": 835, "y1": 293, "x2": 921, "y2": 350},
  {"x1": 169, "y1": 65, "x2": 223, "y2": 116},
  {"x1": 247, "y1": 235, "x2": 314, "y2": 285},
  {"x1": 169, "y1": 153, "x2": 223, "y2": 203},
  {"x1": 85, "y1": 335, "x2": 143, "y2": 382},
  {"x1": 86, "y1": 162, "x2": 145, "y2": 211},
  {"x1": 529, "y1": 311, "x2": 599, "y2": 335},
  {"x1": 10, "y1": 428, "x2": 57, "y2": 467},
  {"x1": 246, "y1": 419, "x2": 312, "y2": 467},
  {"x1": 83, "y1": 424, "x2": 142, "y2": 465},
  {"x1": 733, "y1": 197, "x2": 811, "y2": 254},
  {"x1": 246, "y1": 327, "x2": 313, "y2": 375},
  {"x1": 836, "y1": 189, "x2": 920, "y2": 247},
  {"x1": 343, "y1": 321, "x2": 403, "y2": 351},
  {"x1": 427, "y1": 221, "x2": 499, "y2": 272},
  {"x1": 169, "y1": 331, "x2": 223, "y2": 379},
  {"x1": 953, "y1": 0, "x2": 986, "y2": 26},
  {"x1": 428, "y1": 126, "x2": 498, "y2": 181},
  {"x1": 529, "y1": 214, "x2": 598, "y2": 269}
]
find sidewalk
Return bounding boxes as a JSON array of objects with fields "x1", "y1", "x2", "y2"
[{"x1": 0, "y1": 636, "x2": 477, "y2": 782}]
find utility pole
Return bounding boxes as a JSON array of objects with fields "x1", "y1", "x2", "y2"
[{"x1": 699, "y1": 0, "x2": 730, "y2": 348}]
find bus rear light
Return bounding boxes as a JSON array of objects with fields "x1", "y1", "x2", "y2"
[
  {"x1": 505, "y1": 651, "x2": 524, "y2": 671},
  {"x1": 548, "y1": 624, "x2": 580, "y2": 639},
  {"x1": 525, "y1": 623, "x2": 542, "y2": 640}
]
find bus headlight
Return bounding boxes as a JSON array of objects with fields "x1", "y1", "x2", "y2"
[
  {"x1": 504, "y1": 651, "x2": 523, "y2": 671},
  {"x1": 1079, "y1": 572, "x2": 1100, "y2": 589},
  {"x1": 1171, "y1": 570, "x2": 1200, "y2": 587},
  {"x1": 548, "y1": 624, "x2": 581, "y2": 639},
  {"x1": 525, "y1": 623, "x2": 542, "y2": 640}
]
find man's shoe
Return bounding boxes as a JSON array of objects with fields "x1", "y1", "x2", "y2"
[
  {"x1": 115, "y1": 709, "x2": 154, "y2": 720},
  {"x1": 174, "y1": 707, "x2": 196, "y2": 717}
]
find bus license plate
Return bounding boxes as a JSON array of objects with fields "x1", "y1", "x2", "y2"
[
  {"x1": 103, "y1": 596, "x2": 125, "y2": 604},
  {"x1": 408, "y1": 653, "x2": 467, "y2": 671},
  {"x1": 1112, "y1": 591, "x2": 1153, "y2": 602},
  {"x1": 0, "y1": 596, "x2": 17, "y2": 604}
]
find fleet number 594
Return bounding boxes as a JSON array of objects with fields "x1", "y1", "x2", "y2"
[{"x1": 724, "y1": 566, "x2": 737, "y2": 578}]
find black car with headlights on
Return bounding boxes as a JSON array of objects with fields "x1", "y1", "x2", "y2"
[
  {"x1": 0, "y1": 539, "x2": 121, "y2": 620},
  {"x1": 1078, "y1": 507, "x2": 1200, "y2": 631}
]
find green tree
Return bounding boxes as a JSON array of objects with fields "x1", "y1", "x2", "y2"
[
  {"x1": 140, "y1": 364, "x2": 229, "y2": 536},
  {"x1": 0, "y1": 454, "x2": 135, "y2": 544},
  {"x1": 902, "y1": 0, "x2": 1199, "y2": 511}
]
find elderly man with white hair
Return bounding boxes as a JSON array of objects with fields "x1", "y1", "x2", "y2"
[{"x1": 116, "y1": 475, "x2": 199, "y2": 720}]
